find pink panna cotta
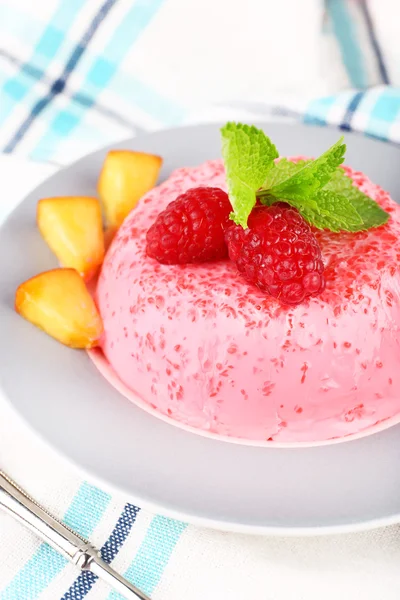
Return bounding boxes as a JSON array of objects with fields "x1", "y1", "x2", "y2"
[{"x1": 95, "y1": 159, "x2": 400, "y2": 443}]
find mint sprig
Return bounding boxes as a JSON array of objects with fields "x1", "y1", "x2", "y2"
[
  {"x1": 220, "y1": 122, "x2": 390, "y2": 232},
  {"x1": 220, "y1": 122, "x2": 278, "y2": 227},
  {"x1": 324, "y1": 167, "x2": 389, "y2": 230},
  {"x1": 264, "y1": 137, "x2": 346, "y2": 200}
]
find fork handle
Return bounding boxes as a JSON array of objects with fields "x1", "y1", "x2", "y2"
[{"x1": 0, "y1": 471, "x2": 151, "y2": 599}]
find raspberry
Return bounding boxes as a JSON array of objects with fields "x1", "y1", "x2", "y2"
[
  {"x1": 225, "y1": 203, "x2": 326, "y2": 305},
  {"x1": 146, "y1": 187, "x2": 231, "y2": 264}
]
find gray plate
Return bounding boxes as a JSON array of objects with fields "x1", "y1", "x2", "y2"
[{"x1": 1, "y1": 123, "x2": 400, "y2": 535}]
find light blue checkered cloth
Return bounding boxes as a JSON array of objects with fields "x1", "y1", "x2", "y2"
[
  {"x1": 1, "y1": 1, "x2": 400, "y2": 599},
  {"x1": 0, "y1": 0, "x2": 399, "y2": 165}
]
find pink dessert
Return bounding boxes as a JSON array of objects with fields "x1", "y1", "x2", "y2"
[{"x1": 95, "y1": 159, "x2": 400, "y2": 443}]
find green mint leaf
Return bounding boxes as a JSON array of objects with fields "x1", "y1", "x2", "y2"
[
  {"x1": 260, "y1": 188, "x2": 362, "y2": 232},
  {"x1": 325, "y1": 168, "x2": 389, "y2": 230},
  {"x1": 300, "y1": 190, "x2": 363, "y2": 232},
  {"x1": 267, "y1": 137, "x2": 345, "y2": 199},
  {"x1": 262, "y1": 158, "x2": 309, "y2": 189},
  {"x1": 221, "y1": 122, "x2": 278, "y2": 227},
  {"x1": 259, "y1": 158, "x2": 389, "y2": 232}
]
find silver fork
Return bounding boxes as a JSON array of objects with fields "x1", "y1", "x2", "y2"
[{"x1": 0, "y1": 470, "x2": 150, "y2": 600}]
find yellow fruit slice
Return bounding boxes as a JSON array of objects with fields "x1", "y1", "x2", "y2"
[
  {"x1": 98, "y1": 150, "x2": 162, "y2": 228},
  {"x1": 15, "y1": 269, "x2": 103, "y2": 348},
  {"x1": 37, "y1": 196, "x2": 105, "y2": 281}
]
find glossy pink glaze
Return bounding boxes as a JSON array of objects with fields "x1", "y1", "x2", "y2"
[{"x1": 96, "y1": 160, "x2": 400, "y2": 442}]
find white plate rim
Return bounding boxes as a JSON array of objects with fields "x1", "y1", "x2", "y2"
[{"x1": 3, "y1": 385, "x2": 400, "y2": 537}]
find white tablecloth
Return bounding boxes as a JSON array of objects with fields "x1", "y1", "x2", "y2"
[{"x1": 1, "y1": 155, "x2": 400, "y2": 600}]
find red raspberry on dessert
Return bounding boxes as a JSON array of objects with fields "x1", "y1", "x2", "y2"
[
  {"x1": 146, "y1": 187, "x2": 231, "y2": 264},
  {"x1": 225, "y1": 202, "x2": 326, "y2": 305}
]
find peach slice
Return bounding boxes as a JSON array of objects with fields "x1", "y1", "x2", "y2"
[
  {"x1": 98, "y1": 150, "x2": 162, "y2": 228},
  {"x1": 15, "y1": 269, "x2": 103, "y2": 348},
  {"x1": 37, "y1": 196, "x2": 105, "y2": 281}
]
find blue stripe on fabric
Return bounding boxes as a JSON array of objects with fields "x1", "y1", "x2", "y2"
[
  {"x1": 367, "y1": 89, "x2": 400, "y2": 141},
  {"x1": 0, "y1": 483, "x2": 111, "y2": 600},
  {"x1": 0, "y1": 49, "x2": 138, "y2": 132},
  {"x1": 327, "y1": 0, "x2": 368, "y2": 88},
  {"x1": 0, "y1": 547, "x2": 67, "y2": 600},
  {"x1": 2, "y1": 56, "x2": 43, "y2": 85},
  {"x1": 3, "y1": 0, "x2": 117, "y2": 153},
  {"x1": 61, "y1": 503, "x2": 141, "y2": 600},
  {"x1": 0, "y1": 0, "x2": 83, "y2": 128},
  {"x1": 359, "y1": 0, "x2": 390, "y2": 85},
  {"x1": 340, "y1": 91, "x2": 365, "y2": 131},
  {"x1": 33, "y1": 0, "x2": 183, "y2": 161},
  {"x1": 63, "y1": 482, "x2": 111, "y2": 539},
  {"x1": 370, "y1": 89, "x2": 400, "y2": 122},
  {"x1": 31, "y1": 0, "x2": 85, "y2": 70},
  {"x1": 303, "y1": 95, "x2": 337, "y2": 126},
  {"x1": 1, "y1": 69, "x2": 38, "y2": 118},
  {"x1": 108, "y1": 516, "x2": 187, "y2": 600},
  {"x1": 96, "y1": 0, "x2": 166, "y2": 65},
  {"x1": 32, "y1": 77, "x2": 185, "y2": 162}
]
